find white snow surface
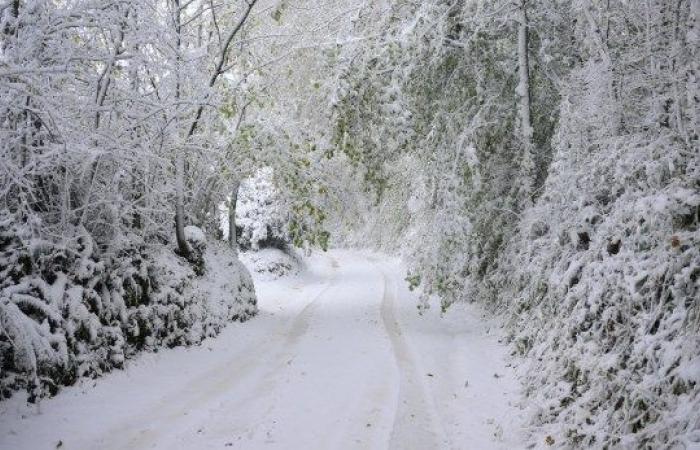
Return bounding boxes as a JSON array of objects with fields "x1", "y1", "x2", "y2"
[
  {"x1": 184, "y1": 225, "x2": 206, "y2": 244},
  {"x1": 239, "y1": 248, "x2": 301, "y2": 280},
  {"x1": 0, "y1": 250, "x2": 525, "y2": 450}
]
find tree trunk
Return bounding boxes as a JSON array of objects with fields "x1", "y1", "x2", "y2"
[
  {"x1": 517, "y1": 0, "x2": 532, "y2": 147},
  {"x1": 582, "y1": 0, "x2": 621, "y2": 131},
  {"x1": 175, "y1": 151, "x2": 189, "y2": 257},
  {"x1": 172, "y1": 0, "x2": 191, "y2": 258},
  {"x1": 174, "y1": 0, "x2": 257, "y2": 259},
  {"x1": 516, "y1": 0, "x2": 534, "y2": 203},
  {"x1": 689, "y1": 0, "x2": 700, "y2": 142},
  {"x1": 229, "y1": 180, "x2": 240, "y2": 254}
]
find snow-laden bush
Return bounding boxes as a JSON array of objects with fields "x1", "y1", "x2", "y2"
[
  {"x1": 483, "y1": 61, "x2": 700, "y2": 447},
  {"x1": 184, "y1": 225, "x2": 207, "y2": 275},
  {"x1": 0, "y1": 214, "x2": 256, "y2": 401},
  {"x1": 240, "y1": 248, "x2": 301, "y2": 280},
  {"x1": 236, "y1": 168, "x2": 289, "y2": 251},
  {"x1": 327, "y1": 2, "x2": 698, "y2": 447}
]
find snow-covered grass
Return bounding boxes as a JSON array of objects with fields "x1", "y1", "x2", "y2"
[{"x1": 0, "y1": 250, "x2": 525, "y2": 450}]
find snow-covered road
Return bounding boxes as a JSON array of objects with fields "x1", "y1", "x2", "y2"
[{"x1": 0, "y1": 251, "x2": 525, "y2": 450}]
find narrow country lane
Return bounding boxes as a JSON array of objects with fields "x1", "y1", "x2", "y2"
[{"x1": 0, "y1": 251, "x2": 525, "y2": 450}]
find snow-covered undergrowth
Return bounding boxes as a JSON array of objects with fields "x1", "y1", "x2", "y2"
[
  {"x1": 239, "y1": 248, "x2": 301, "y2": 280},
  {"x1": 219, "y1": 168, "x2": 303, "y2": 279},
  {"x1": 488, "y1": 134, "x2": 700, "y2": 448},
  {"x1": 327, "y1": 1, "x2": 699, "y2": 447},
  {"x1": 224, "y1": 168, "x2": 302, "y2": 280},
  {"x1": 234, "y1": 168, "x2": 288, "y2": 251},
  {"x1": 472, "y1": 56, "x2": 700, "y2": 447},
  {"x1": 0, "y1": 216, "x2": 256, "y2": 402}
]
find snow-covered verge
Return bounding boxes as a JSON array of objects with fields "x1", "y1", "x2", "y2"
[
  {"x1": 239, "y1": 248, "x2": 301, "y2": 280},
  {"x1": 326, "y1": 1, "x2": 699, "y2": 448},
  {"x1": 486, "y1": 126, "x2": 700, "y2": 448},
  {"x1": 0, "y1": 215, "x2": 256, "y2": 402}
]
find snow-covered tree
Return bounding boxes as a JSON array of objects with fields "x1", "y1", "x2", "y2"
[{"x1": 325, "y1": 0, "x2": 699, "y2": 446}]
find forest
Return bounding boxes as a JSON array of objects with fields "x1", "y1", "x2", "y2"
[{"x1": 0, "y1": 0, "x2": 698, "y2": 449}]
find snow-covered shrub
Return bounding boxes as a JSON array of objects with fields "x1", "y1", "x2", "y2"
[
  {"x1": 0, "y1": 212, "x2": 256, "y2": 401},
  {"x1": 0, "y1": 0, "x2": 269, "y2": 403},
  {"x1": 492, "y1": 157, "x2": 699, "y2": 447},
  {"x1": 184, "y1": 225, "x2": 207, "y2": 275},
  {"x1": 327, "y1": 1, "x2": 698, "y2": 447},
  {"x1": 235, "y1": 168, "x2": 289, "y2": 251},
  {"x1": 484, "y1": 59, "x2": 700, "y2": 447},
  {"x1": 240, "y1": 248, "x2": 301, "y2": 280}
]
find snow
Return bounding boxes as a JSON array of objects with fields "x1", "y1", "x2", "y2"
[
  {"x1": 226, "y1": 167, "x2": 288, "y2": 251},
  {"x1": 184, "y1": 226, "x2": 206, "y2": 245},
  {"x1": 239, "y1": 248, "x2": 301, "y2": 280},
  {"x1": 0, "y1": 214, "x2": 256, "y2": 401},
  {"x1": 0, "y1": 250, "x2": 525, "y2": 450}
]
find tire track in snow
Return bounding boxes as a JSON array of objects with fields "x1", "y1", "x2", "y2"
[
  {"x1": 97, "y1": 258, "x2": 340, "y2": 450},
  {"x1": 206, "y1": 253, "x2": 396, "y2": 450},
  {"x1": 312, "y1": 257, "x2": 397, "y2": 450},
  {"x1": 379, "y1": 265, "x2": 443, "y2": 450},
  {"x1": 1, "y1": 252, "x2": 524, "y2": 450}
]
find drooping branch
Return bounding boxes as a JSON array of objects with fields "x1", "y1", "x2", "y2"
[
  {"x1": 185, "y1": 0, "x2": 258, "y2": 140},
  {"x1": 175, "y1": 0, "x2": 258, "y2": 260}
]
